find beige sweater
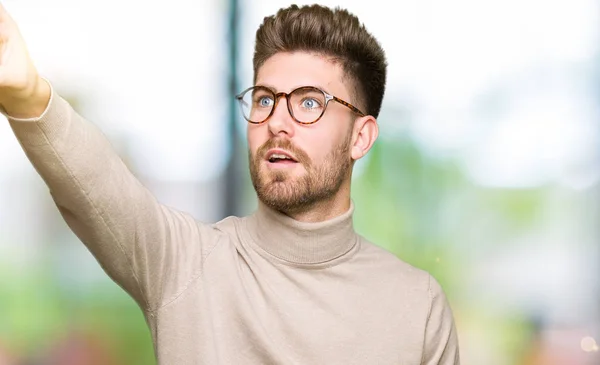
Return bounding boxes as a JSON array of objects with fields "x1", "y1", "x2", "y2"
[{"x1": 8, "y1": 87, "x2": 460, "y2": 364}]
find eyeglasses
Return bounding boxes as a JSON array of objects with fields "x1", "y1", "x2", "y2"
[{"x1": 235, "y1": 85, "x2": 365, "y2": 125}]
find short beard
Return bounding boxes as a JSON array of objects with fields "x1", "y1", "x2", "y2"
[{"x1": 249, "y1": 134, "x2": 352, "y2": 215}]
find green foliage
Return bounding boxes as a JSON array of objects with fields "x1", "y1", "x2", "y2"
[{"x1": 0, "y1": 264, "x2": 155, "y2": 364}]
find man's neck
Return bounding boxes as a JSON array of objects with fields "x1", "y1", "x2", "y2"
[{"x1": 246, "y1": 196, "x2": 358, "y2": 265}]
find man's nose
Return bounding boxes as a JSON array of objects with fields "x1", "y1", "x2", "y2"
[{"x1": 267, "y1": 95, "x2": 295, "y2": 137}]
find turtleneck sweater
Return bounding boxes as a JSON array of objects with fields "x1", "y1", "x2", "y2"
[{"x1": 7, "y1": 85, "x2": 460, "y2": 364}]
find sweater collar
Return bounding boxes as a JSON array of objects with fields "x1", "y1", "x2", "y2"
[{"x1": 245, "y1": 201, "x2": 358, "y2": 265}]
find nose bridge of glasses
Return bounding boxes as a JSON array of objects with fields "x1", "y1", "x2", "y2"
[
  {"x1": 271, "y1": 91, "x2": 294, "y2": 116},
  {"x1": 274, "y1": 91, "x2": 289, "y2": 104}
]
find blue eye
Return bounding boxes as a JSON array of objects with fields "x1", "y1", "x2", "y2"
[
  {"x1": 301, "y1": 98, "x2": 319, "y2": 109},
  {"x1": 258, "y1": 96, "x2": 274, "y2": 107}
]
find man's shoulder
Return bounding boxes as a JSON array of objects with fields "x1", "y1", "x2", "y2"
[
  {"x1": 211, "y1": 214, "x2": 242, "y2": 231},
  {"x1": 355, "y1": 235, "x2": 432, "y2": 288}
]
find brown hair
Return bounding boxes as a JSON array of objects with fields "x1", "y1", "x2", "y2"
[{"x1": 253, "y1": 4, "x2": 387, "y2": 118}]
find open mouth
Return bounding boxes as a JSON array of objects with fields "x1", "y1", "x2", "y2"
[
  {"x1": 268, "y1": 154, "x2": 297, "y2": 164},
  {"x1": 266, "y1": 151, "x2": 298, "y2": 165}
]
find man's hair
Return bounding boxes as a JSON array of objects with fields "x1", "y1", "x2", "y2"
[{"x1": 253, "y1": 4, "x2": 387, "y2": 118}]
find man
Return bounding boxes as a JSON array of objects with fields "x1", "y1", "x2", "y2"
[{"x1": 1, "y1": 3, "x2": 460, "y2": 364}]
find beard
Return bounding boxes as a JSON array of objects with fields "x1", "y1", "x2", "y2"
[{"x1": 249, "y1": 134, "x2": 353, "y2": 215}]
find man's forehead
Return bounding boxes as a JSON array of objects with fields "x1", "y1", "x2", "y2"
[{"x1": 255, "y1": 52, "x2": 348, "y2": 96}]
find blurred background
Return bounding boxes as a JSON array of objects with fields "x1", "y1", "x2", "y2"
[{"x1": 0, "y1": 0, "x2": 598, "y2": 364}]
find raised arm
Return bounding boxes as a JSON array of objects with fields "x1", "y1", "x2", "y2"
[
  {"x1": 0, "y1": 3, "x2": 221, "y2": 313},
  {"x1": 0, "y1": 4, "x2": 50, "y2": 119}
]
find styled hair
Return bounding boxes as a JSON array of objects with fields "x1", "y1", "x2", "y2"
[{"x1": 253, "y1": 4, "x2": 387, "y2": 118}]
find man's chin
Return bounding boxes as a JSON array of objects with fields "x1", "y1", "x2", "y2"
[
  {"x1": 257, "y1": 176, "x2": 301, "y2": 197},
  {"x1": 259, "y1": 193, "x2": 312, "y2": 214},
  {"x1": 260, "y1": 168, "x2": 302, "y2": 183}
]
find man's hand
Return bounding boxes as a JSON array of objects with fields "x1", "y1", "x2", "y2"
[{"x1": 0, "y1": 2, "x2": 50, "y2": 119}]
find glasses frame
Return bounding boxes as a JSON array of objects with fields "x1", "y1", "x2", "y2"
[{"x1": 235, "y1": 85, "x2": 366, "y2": 125}]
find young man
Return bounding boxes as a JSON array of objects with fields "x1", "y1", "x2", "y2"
[{"x1": 2, "y1": 3, "x2": 460, "y2": 365}]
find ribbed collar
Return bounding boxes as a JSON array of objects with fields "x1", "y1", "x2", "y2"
[{"x1": 245, "y1": 201, "x2": 358, "y2": 265}]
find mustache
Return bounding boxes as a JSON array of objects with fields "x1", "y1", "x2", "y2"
[{"x1": 256, "y1": 138, "x2": 311, "y2": 165}]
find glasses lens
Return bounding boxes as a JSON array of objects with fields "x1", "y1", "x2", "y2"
[
  {"x1": 239, "y1": 87, "x2": 274, "y2": 123},
  {"x1": 289, "y1": 88, "x2": 326, "y2": 124}
]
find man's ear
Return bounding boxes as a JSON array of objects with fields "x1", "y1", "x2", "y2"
[{"x1": 350, "y1": 115, "x2": 378, "y2": 161}]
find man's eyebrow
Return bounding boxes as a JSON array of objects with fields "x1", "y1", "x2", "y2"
[
  {"x1": 254, "y1": 83, "x2": 332, "y2": 94},
  {"x1": 254, "y1": 84, "x2": 277, "y2": 93}
]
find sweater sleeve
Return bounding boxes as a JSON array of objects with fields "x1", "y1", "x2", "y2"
[
  {"x1": 421, "y1": 275, "x2": 461, "y2": 365},
  {"x1": 7, "y1": 86, "x2": 223, "y2": 313}
]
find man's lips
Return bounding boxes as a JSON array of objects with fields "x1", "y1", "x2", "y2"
[{"x1": 265, "y1": 149, "x2": 298, "y2": 163}]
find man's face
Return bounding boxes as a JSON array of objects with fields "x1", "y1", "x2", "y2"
[{"x1": 247, "y1": 52, "x2": 358, "y2": 214}]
